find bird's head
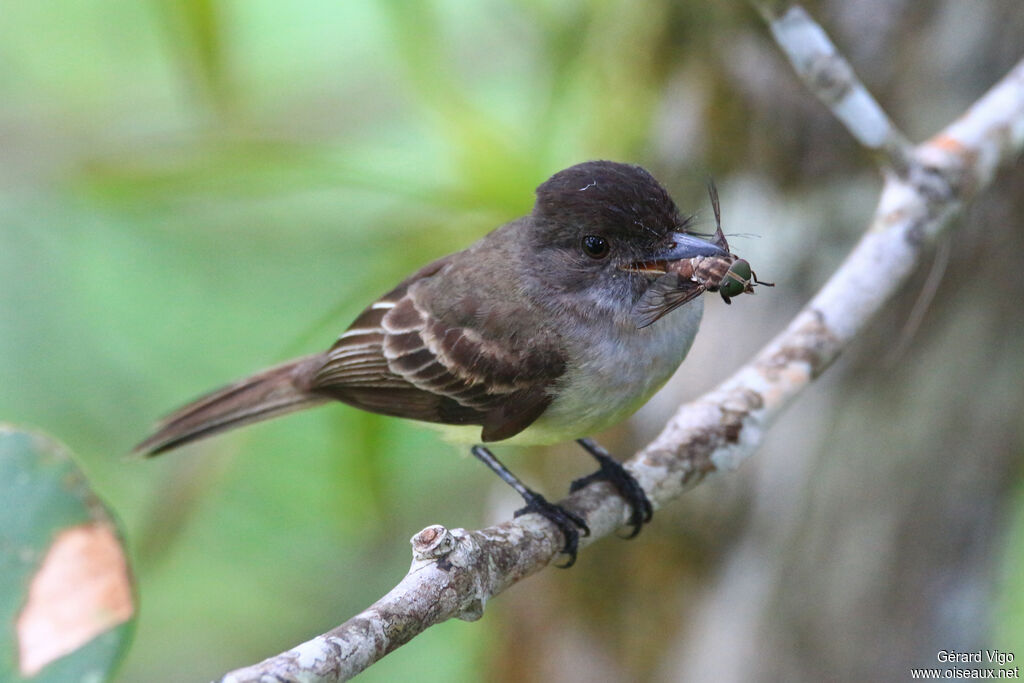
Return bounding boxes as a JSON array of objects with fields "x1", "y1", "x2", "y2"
[{"x1": 527, "y1": 160, "x2": 726, "y2": 319}]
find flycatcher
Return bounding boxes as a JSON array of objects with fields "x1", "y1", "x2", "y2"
[{"x1": 137, "y1": 160, "x2": 729, "y2": 565}]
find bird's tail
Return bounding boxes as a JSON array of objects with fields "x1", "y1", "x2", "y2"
[{"x1": 135, "y1": 355, "x2": 328, "y2": 456}]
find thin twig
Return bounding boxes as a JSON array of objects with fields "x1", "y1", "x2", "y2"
[
  {"x1": 884, "y1": 234, "x2": 951, "y2": 366},
  {"x1": 752, "y1": 2, "x2": 915, "y2": 173}
]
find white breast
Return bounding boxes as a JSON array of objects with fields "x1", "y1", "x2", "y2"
[{"x1": 497, "y1": 297, "x2": 704, "y2": 446}]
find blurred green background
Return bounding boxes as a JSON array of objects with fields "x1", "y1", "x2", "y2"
[{"x1": 2, "y1": 1, "x2": 1022, "y2": 681}]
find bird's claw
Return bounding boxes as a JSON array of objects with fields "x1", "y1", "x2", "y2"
[
  {"x1": 571, "y1": 440, "x2": 653, "y2": 539},
  {"x1": 514, "y1": 493, "x2": 590, "y2": 568}
]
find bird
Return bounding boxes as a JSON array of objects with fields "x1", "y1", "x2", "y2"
[{"x1": 136, "y1": 160, "x2": 729, "y2": 566}]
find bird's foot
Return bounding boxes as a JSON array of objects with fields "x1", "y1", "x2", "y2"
[
  {"x1": 513, "y1": 492, "x2": 590, "y2": 568},
  {"x1": 571, "y1": 438, "x2": 653, "y2": 539},
  {"x1": 471, "y1": 445, "x2": 589, "y2": 568}
]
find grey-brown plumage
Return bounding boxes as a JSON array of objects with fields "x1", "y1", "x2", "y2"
[
  {"x1": 136, "y1": 356, "x2": 327, "y2": 454},
  {"x1": 311, "y1": 250, "x2": 566, "y2": 442},
  {"x1": 136, "y1": 160, "x2": 727, "y2": 456}
]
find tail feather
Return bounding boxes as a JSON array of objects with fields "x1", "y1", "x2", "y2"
[{"x1": 135, "y1": 355, "x2": 327, "y2": 456}]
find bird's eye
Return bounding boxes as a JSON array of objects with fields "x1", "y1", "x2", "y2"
[{"x1": 581, "y1": 235, "x2": 610, "y2": 259}]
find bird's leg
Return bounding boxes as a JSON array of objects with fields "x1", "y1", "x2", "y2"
[
  {"x1": 570, "y1": 438, "x2": 653, "y2": 538},
  {"x1": 471, "y1": 445, "x2": 590, "y2": 568}
]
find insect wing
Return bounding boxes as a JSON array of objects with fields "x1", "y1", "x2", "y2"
[{"x1": 633, "y1": 274, "x2": 705, "y2": 329}]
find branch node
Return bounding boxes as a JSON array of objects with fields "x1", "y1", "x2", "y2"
[{"x1": 410, "y1": 525, "x2": 456, "y2": 561}]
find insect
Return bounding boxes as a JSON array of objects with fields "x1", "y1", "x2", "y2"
[{"x1": 632, "y1": 181, "x2": 773, "y2": 328}]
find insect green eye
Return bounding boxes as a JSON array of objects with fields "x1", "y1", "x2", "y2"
[
  {"x1": 730, "y1": 259, "x2": 752, "y2": 281},
  {"x1": 720, "y1": 260, "x2": 751, "y2": 298}
]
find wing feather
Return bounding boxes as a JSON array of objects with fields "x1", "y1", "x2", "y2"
[{"x1": 309, "y1": 256, "x2": 565, "y2": 440}]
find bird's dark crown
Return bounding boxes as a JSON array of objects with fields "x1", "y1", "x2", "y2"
[{"x1": 531, "y1": 160, "x2": 684, "y2": 249}]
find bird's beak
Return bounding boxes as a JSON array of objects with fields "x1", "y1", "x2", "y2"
[
  {"x1": 658, "y1": 232, "x2": 730, "y2": 260},
  {"x1": 625, "y1": 232, "x2": 729, "y2": 274}
]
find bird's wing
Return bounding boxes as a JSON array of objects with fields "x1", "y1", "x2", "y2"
[{"x1": 311, "y1": 257, "x2": 566, "y2": 442}]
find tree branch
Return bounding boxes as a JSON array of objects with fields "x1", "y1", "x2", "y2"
[
  {"x1": 753, "y1": 2, "x2": 915, "y2": 172},
  {"x1": 219, "y1": 7, "x2": 1024, "y2": 682}
]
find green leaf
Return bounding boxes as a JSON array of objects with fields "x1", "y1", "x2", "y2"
[{"x1": 0, "y1": 426, "x2": 135, "y2": 682}]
